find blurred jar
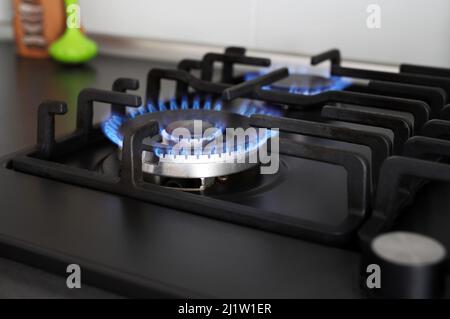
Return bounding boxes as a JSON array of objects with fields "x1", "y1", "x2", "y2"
[{"x1": 13, "y1": 0, "x2": 65, "y2": 58}]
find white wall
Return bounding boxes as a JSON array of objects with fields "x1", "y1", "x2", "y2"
[
  {"x1": 1, "y1": 0, "x2": 449, "y2": 67},
  {"x1": 0, "y1": 1, "x2": 12, "y2": 21},
  {"x1": 78, "y1": 0, "x2": 450, "y2": 67},
  {"x1": 0, "y1": 0, "x2": 13, "y2": 39}
]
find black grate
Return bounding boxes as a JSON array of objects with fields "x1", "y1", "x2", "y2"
[{"x1": 8, "y1": 46, "x2": 450, "y2": 253}]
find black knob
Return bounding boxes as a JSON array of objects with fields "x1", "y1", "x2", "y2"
[{"x1": 362, "y1": 231, "x2": 446, "y2": 298}]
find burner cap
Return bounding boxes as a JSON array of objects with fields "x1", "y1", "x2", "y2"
[
  {"x1": 270, "y1": 74, "x2": 333, "y2": 93},
  {"x1": 165, "y1": 119, "x2": 215, "y2": 138},
  {"x1": 162, "y1": 119, "x2": 220, "y2": 145},
  {"x1": 118, "y1": 109, "x2": 274, "y2": 180}
]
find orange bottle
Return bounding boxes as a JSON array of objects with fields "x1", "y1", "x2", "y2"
[{"x1": 13, "y1": 0, "x2": 66, "y2": 58}]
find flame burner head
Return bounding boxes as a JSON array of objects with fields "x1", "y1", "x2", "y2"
[
  {"x1": 245, "y1": 69, "x2": 351, "y2": 95},
  {"x1": 101, "y1": 95, "x2": 282, "y2": 149},
  {"x1": 116, "y1": 109, "x2": 274, "y2": 191},
  {"x1": 271, "y1": 74, "x2": 333, "y2": 93},
  {"x1": 161, "y1": 119, "x2": 221, "y2": 146},
  {"x1": 265, "y1": 73, "x2": 351, "y2": 95}
]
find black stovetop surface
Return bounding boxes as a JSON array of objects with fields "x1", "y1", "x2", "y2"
[{"x1": 1, "y1": 41, "x2": 450, "y2": 298}]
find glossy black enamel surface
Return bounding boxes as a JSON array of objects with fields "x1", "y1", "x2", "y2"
[{"x1": 1, "y1": 42, "x2": 450, "y2": 298}]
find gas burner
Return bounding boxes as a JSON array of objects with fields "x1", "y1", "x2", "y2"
[
  {"x1": 101, "y1": 95, "x2": 280, "y2": 191},
  {"x1": 245, "y1": 70, "x2": 351, "y2": 95},
  {"x1": 102, "y1": 96, "x2": 281, "y2": 147},
  {"x1": 108, "y1": 109, "x2": 275, "y2": 191},
  {"x1": 268, "y1": 73, "x2": 349, "y2": 95},
  {"x1": 271, "y1": 74, "x2": 333, "y2": 90},
  {"x1": 161, "y1": 119, "x2": 221, "y2": 146}
]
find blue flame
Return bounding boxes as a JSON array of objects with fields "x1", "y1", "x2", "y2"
[
  {"x1": 214, "y1": 100, "x2": 222, "y2": 111},
  {"x1": 102, "y1": 96, "x2": 280, "y2": 148},
  {"x1": 101, "y1": 114, "x2": 125, "y2": 147},
  {"x1": 244, "y1": 66, "x2": 351, "y2": 95}
]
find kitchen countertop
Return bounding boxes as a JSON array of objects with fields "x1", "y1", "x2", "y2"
[
  {"x1": 0, "y1": 257, "x2": 120, "y2": 298},
  {"x1": 0, "y1": 41, "x2": 174, "y2": 156},
  {"x1": 0, "y1": 41, "x2": 174, "y2": 298}
]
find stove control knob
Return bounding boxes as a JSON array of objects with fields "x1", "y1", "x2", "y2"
[{"x1": 363, "y1": 231, "x2": 447, "y2": 298}]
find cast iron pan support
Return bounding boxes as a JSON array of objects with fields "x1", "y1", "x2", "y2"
[
  {"x1": 36, "y1": 100, "x2": 68, "y2": 159},
  {"x1": 400, "y1": 64, "x2": 450, "y2": 79},
  {"x1": 222, "y1": 76, "x2": 430, "y2": 133},
  {"x1": 404, "y1": 136, "x2": 450, "y2": 159},
  {"x1": 200, "y1": 51, "x2": 270, "y2": 82},
  {"x1": 147, "y1": 68, "x2": 288, "y2": 107},
  {"x1": 76, "y1": 88, "x2": 142, "y2": 144},
  {"x1": 36, "y1": 89, "x2": 140, "y2": 159},
  {"x1": 176, "y1": 46, "x2": 270, "y2": 93},
  {"x1": 403, "y1": 136, "x2": 450, "y2": 192},
  {"x1": 111, "y1": 78, "x2": 140, "y2": 116},
  {"x1": 146, "y1": 68, "x2": 229, "y2": 107},
  {"x1": 311, "y1": 49, "x2": 450, "y2": 99},
  {"x1": 177, "y1": 46, "x2": 269, "y2": 83},
  {"x1": 176, "y1": 60, "x2": 203, "y2": 96},
  {"x1": 13, "y1": 98, "x2": 371, "y2": 245},
  {"x1": 358, "y1": 156, "x2": 450, "y2": 247},
  {"x1": 221, "y1": 46, "x2": 248, "y2": 83},
  {"x1": 224, "y1": 72, "x2": 432, "y2": 155},
  {"x1": 442, "y1": 105, "x2": 450, "y2": 120},
  {"x1": 365, "y1": 81, "x2": 446, "y2": 119},
  {"x1": 121, "y1": 120, "x2": 160, "y2": 187},
  {"x1": 250, "y1": 114, "x2": 390, "y2": 188},
  {"x1": 242, "y1": 90, "x2": 428, "y2": 133},
  {"x1": 321, "y1": 105, "x2": 411, "y2": 155},
  {"x1": 115, "y1": 113, "x2": 371, "y2": 244},
  {"x1": 177, "y1": 59, "x2": 203, "y2": 73},
  {"x1": 421, "y1": 120, "x2": 450, "y2": 140}
]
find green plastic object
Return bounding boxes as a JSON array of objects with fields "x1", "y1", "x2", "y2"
[{"x1": 49, "y1": 0, "x2": 97, "y2": 64}]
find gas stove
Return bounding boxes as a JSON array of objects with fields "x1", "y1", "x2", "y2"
[{"x1": 1, "y1": 46, "x2": 450, "y2": 298}]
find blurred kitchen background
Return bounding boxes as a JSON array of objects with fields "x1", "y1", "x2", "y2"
[{"x1": 1, "y1": 0, "x2": 449, "y2": 67}]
